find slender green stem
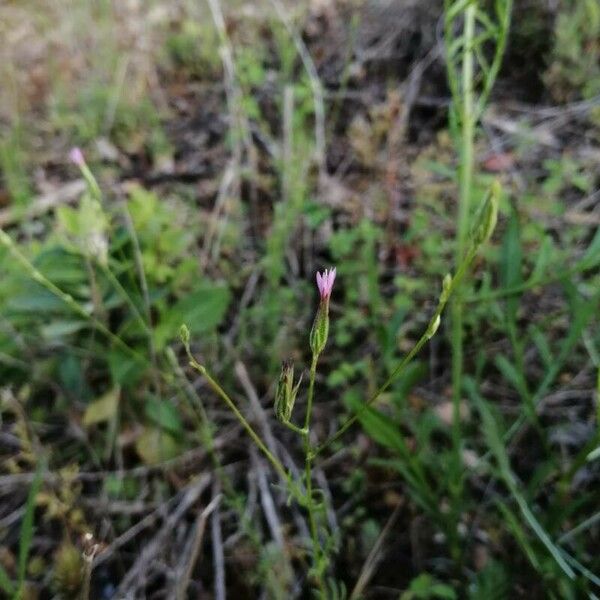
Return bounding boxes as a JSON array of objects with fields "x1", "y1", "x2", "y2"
[
  {"x1": 304, "y1": 355, "x2": 318, "y2": 432},
  {"x1": 303, "y1": 354, "x2": 325, "y2": 594},
  {"x1": 448, "y1": 3, "x2": 476, "y2": 561},
  {"x1": 101, "y1": 263, "x2": 151, "y2": 335},
  {"x1": 315, "y1": 334, "x2": 427, "y2": 458},
  {"x1": 474, "y1": 0, "x2": 513, "y2": 120},
  {"x1": 314, "y1": 245, "x2": 478, "y2": 458},
  {"x1": 465, "y1": 263, "x2": 593, "y2": 303},
  {"x1": 120, "y1": 203, "x2": 162, "y2": 396},
  {"x1": 283, "y1": 420, "x2": 307, "y2": 436},
  {"x1": 0, "y1": 228, "x2": 144, "y2": 364},
  {"x1": 597, "y1": 363, "x2": 600, "y2": 432},
  {"x1": 186, "y1": 356, "x2": 289, "y2": 483},
  {"x1": 79, "y1": 162, "x2": 102, "y2": 203}
]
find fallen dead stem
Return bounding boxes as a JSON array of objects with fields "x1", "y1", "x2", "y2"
[
  {"x1": 0, "y1": 441, "x2": 224, "y2": 490},
  {"x1": 111, "y1": 473, "x2": 212, "y2": 596},
  {"x1": 174, "y1": 491, "x2": 222, "y2": 600}
]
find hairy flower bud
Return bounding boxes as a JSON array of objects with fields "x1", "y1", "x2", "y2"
[
  {"x1": 310, "y1": 300, "x2": 330, "y2": 357},
  {"x1": 274, "y1": 360, "x2": 301, "y2": 423},
  {"x1": 471, "y1": 180, "x2": 500, "y2": 247},
  {"x1": 179, "y1": 324, "x2": 191, "y2": 349},
  {"x1": 440, "y1": 273, "x2": 453, "y2": 306},
  {"x1": 426, "y1": 314, "x2": 441, "y2": 339}
]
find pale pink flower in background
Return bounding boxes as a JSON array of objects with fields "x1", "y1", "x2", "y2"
[
  {"x1": 69, "y1": 147, "x2": 85, "y2": 167},
  {"x1": 316, "y1": 267, "x2": 336, "y2": 300}
]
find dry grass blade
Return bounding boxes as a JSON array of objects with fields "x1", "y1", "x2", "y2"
[
  {"x1": 112, "y1": 474, "x2": 212, "y2": 596},
  {"x1": 174, "y1": 493, "x2": 222, "y2": 600},
  {"x1": 349, "y1": 504, "x2": 402, "y2": 600}
]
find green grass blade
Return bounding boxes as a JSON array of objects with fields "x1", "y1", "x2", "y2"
[
  {"x1": 467, "y1": 380, "x2": 576, "y2": 580},
  {"x1": 500, "y1": 208, "x2": 523, "y2": 328},
  {"x1": 0, "y1": 563, "x2": 14, "y2": 596},
  {"x1": 17, "y1": 463, "x2": 43, "y2": 595}
]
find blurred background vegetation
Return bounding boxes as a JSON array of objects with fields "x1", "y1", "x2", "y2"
[{"x1": 0, "y1": 0, "x2": 599, "y2": 598}]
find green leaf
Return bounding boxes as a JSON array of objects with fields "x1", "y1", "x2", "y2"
[
  {"x1": 145, "y1": 396, "x2": 183, "y2": 436},
  {"x1": 467, "y1": 381, "x2": 576, "y2": 581},
  {"x1": 529, "y1": 236, "x2": 553, "y2": 283},
  {"x1": 343, "y1": 389, "x2": 406, "y2": 454},
  {"x1": 468, "y1": 559, "x2": 510, "y2": 600},
  {"x1": 497, "y1": 501, "x2": 541, "y2": 572},
  {"x1": 580, "y1": 226, "x2": 600, "y2": 269},
  {"x1": 135, "y1": 426, "x2": 181, "y2": 465},
  {"x1": 494, "y1": 354, "x2": 527, "y2": 398},
  {"x1": 586, "y1": 446, "x2": 600, "y2": 462},
  {"x1": 7, "y1": 287, "x2": 67, "y2": 313},
  {"x1": 529, "y1": 325, "x2": 553, "y2": 370},
  {"x1": 392, "y1": 360, "x2": 428, "y2": 406},
  {"x1": 34, "y1": 247, "x2": 88, "y2": 285},
  {"x1": 40, "y1": 320, "x2": 87, "y2": 339},
  {"x1": 303, "y1": 201, "x2": 331, "y2": 229},
  {"x1": 83, "y1": 388, "x2": 120, "y2": 427},
  {"x1": 108, "y1": 350, "x2": 146, "y2": 387},
  {"x1": 59, "y1": 354, "x2": 87, "y2": 398},
  {"x1": 403, "y1": 573, "x2": 457, "y2": 599},
  {"x1": 154, "y1": 281, "x2": 230, "y2": 349}
]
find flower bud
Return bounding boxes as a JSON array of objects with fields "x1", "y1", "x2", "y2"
[
  {"x1": 310, "y1": 268, "x2": 336, "y2": 357},
  {"x1": 69, "y1": 147, "x2": 85, "y2": 168},
  {"x1": 309, "y1": 300, "x2": 330, "y2": 357},
  {"x1": 440, "y1": 273, "x2": 453, "y2": 305},
  {"x1": 274, "y1": 360, "x2": 301, "y2": 423},
  {"x1": 426, "y1": 314, "x2": 441, "y2": 339},
  {"x1": 471, "y1": 180, "x2": 500, "y2": 247},
  {"x1": 179, "y1": 324, "x2": 191, "y2": 349}
]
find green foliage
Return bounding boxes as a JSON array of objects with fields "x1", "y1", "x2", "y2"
[
  {"x1": 17, "y1": 464, "x2": 43, "y2": 598},
  {"x1": 134, "y1": 426, "x2": 182, "y2": 465},
  {"x1": 256, "y1": 542, "x2": 294, "y2": 600},
  {"x1": 1, "y1": 3, "x2": 599, "y2": 598},
  {"x1": 544, "y1": 0, "x2": 600, "y2": 102},
  {"x1": 154, "y1": 282, "x2": 231, "y2": 349},
  {"x1": 470, "y1": 383, "x2": 578, "y2": 583},
  {"x1": 0, "y1": 175, "x2": 229, "y2": 469},
  {"x1": 164, "y1": 19, "x2": 221, "y2": 79},
  {"x1": 467, "y1": 560, "x2": 510, "y2": 600},
  {"x1": 0, "y1": 124, "x2": 32, "y2": 208},
  {"x1": 51, "y1": 80, "x2": 170, "y2": 161},
  {"x1": 401, "y1": 573, "x2": 457, "y2": 600},
  {"x1": 52, "y1": 542, "x2": 84, "y2": 599},
  {"x1": 0, "y1": 564, "x2": 14, "y2": 597}
]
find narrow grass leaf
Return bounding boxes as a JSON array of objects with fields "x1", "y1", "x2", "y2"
[
  {"x1": 497, "y1": 501, "x2": 541, "y2": 572},
  {"x1": 494, "y1": 354, "x2": 527, "y2": 399},
  {"x1": 500, "y1": 209, "x2": 523, "y2": 327},
  {"x1": 529, "y1": 325, "x2": 554, "y2": 370},
  {"x1": 18, "y1": 462, "x2": 43, "y2": 593},
  {"x1": 0, "y1": 563, "x2": 14, "y2": 596},
  {"x1": 580, "y1": 226, "x2": 600, "y2": 269},
  {"x1": 467, "y1": 381, "x2": 576, "y2": 580},
  {"x1": 529, "y1": 236, "x2": 553, "y2": 284}
]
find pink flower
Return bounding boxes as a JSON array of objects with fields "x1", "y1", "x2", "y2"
[
  {"x1": 69, "y1": 147, "x2": 85, "y2": 167},
  {"x1": 316, "y1": 267, "x2": 336, "y2": 300}
]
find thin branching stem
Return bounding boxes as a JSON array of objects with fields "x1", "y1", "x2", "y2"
[
  {"x1": 313, "y1": 244, "x2": 479, "y2": 458},
  {"x1": 303, "y1": 354, "x2": 326, "y2": 594},
  {"x1": 449, "y1": 1, "x2": 476, "y2": 541},
  {"x1": 186, "y1": 355, "x2": 289, "y2": 483},
  {"x1": 0, "y1": 227, "x2": 144, "y2": 364}
]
